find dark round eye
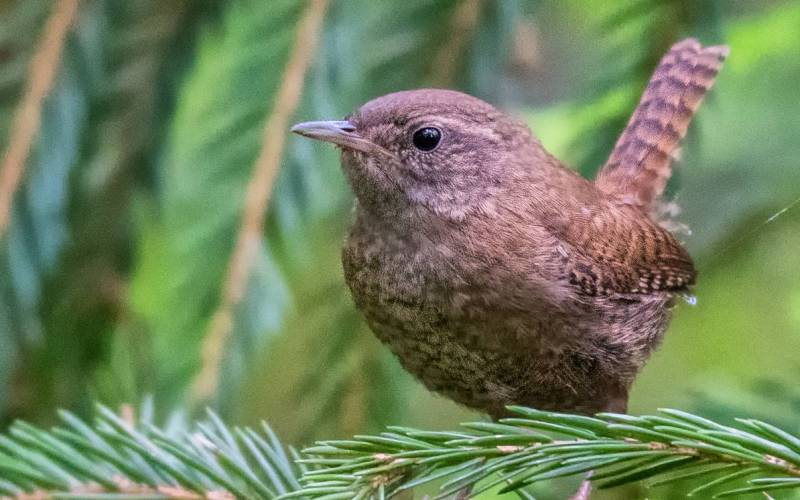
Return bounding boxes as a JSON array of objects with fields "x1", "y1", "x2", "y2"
[{"x1": 412, "y1": 127, "x2": 442, "y2": 151}]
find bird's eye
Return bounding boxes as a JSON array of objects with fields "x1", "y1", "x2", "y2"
[{"x1": 412, "y1": 127, "x2": 442, "y2": 151}]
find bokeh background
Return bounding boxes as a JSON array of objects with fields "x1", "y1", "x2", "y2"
[{"x1": 0, "y1": 0, "x2": 799, "y2": 497}]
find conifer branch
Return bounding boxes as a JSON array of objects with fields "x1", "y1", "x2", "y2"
[
  {"x1": 0, "y1": 0, "x2": 80, "y2": 238},
  {"x1": 430, "y1": 0, "x2": 484, "y2": 87},
  {"x1": 291, "y1": 407, "x2": 800, "y2": 499},
  {"x1": 0, "y1": 404, "x2": 302, "y2": 499},
  {"x1": 1, "y1": 405, "x2": 798, "y2": 499},
  {"x1": 190, "y1": 0, "x2": 330, "y2": 405}
]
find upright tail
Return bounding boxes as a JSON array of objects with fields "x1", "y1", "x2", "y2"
[{"x1": 595, "y1": 38, "x2": 729, "y2": 210}]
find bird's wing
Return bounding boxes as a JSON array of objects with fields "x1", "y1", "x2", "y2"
[{"x1": 542, "y1": 202, "x2": 696, "y2": 296}]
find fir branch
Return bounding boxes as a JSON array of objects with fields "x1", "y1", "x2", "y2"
[
  {"x1": 190, "y1": 0, "x2": 330, "y2": 406},
  {"x1": 291, "y1": 407, "x2": 800, "y2": 499},
  {"x1": 0, "y1": 404, "x2": 301, "y2": 499},
  {"x1": 429, "y1": 0, "x2": 484, "y2": 87},
  {"x1": 1, "y1": 405, "x2": 799, "y2": 498},
  {"x1": 0, "y1": 0, "x2": 80, "y2": 238}
]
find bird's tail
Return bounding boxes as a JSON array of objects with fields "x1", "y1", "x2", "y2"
[{"x1": 595, "y1": 39, "x2": 729, "y2": 210}]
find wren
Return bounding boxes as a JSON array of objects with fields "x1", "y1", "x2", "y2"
[{"x1": 292, "y1": 39, "x2": 728, "y2": 418}]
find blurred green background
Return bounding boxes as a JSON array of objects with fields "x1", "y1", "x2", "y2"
[{"x1": 0, "y1": 0, "x2": 799, "y2": 497}]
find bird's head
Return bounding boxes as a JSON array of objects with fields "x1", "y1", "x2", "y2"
[{"x1": 291, "y1": 89, "x2": 539, "y2": 220}]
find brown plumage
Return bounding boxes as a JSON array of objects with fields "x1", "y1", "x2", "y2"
[
  {"x1": 596, "y1": 39, "x2": 729, "y2": 209},
  {"x1": 291, "y1": 39, "x2": 727, "y2": 418}
]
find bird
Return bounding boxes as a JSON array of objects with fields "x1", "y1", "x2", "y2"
[{"x1": 291, "y1": 39, "x2": 728, "y2": 418}]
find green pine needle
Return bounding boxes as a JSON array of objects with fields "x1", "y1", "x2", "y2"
[{"x1": 0, "y1": 405, "x2": 797, "y2": 498}]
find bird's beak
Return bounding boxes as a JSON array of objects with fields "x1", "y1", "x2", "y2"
[{"x1": 290, "y1": 120, "x2": 374, "y2": 154}]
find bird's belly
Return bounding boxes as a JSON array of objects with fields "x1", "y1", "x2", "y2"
[
  {"x1": 358, "y1": 297, "x2": 534, "y2": 416},
  {"x1": 341, "y1": 237, "x2": 528, "y2": 414},
  {"x1": 341, "y1": 229, "x2": 674, "y2": 416},
  {"x1": 342, "y1": 237, "x2": 595, "y2": 415}
]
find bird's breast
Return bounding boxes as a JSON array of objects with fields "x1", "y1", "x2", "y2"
[
  {"x1": 340, "y1": 210, "x2": 675, "y2": 416},
  {"x1": 340, "y1": 215, "x2": 600, "y2": 415},
  {"x1": 341, "y1": 217, "x2": 528, "y2": 414}
]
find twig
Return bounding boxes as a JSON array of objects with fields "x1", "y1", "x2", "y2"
[
  {"x1": 189, "y1": 0, "x2": 330, "y2": 405},
  {"x1": 569, "y1": 478, "x2": 593, "y2": 500},
  {"x1": 0, "y1": 0, "x2": 81, "y2": 238},
  {"x1": 430, "y1": 0, "x2": 483, "y2": 87}
]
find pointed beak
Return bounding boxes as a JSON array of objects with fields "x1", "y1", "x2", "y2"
[{"x1": 290, "y1": 120, "x2": 374, "y2": 153}]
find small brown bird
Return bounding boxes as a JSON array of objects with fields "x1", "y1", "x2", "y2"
[{"x1": 292, "y1": 39, "x2": 728, "y2": 418}]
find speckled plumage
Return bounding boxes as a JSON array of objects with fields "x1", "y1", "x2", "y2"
[{"x1": 293, "y1": 39, "x2": 727, "y2": 418}]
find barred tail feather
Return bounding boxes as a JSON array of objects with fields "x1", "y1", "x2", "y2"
[{"x1": 595, "y1": 38, "x2": 729, "y2": 209}]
